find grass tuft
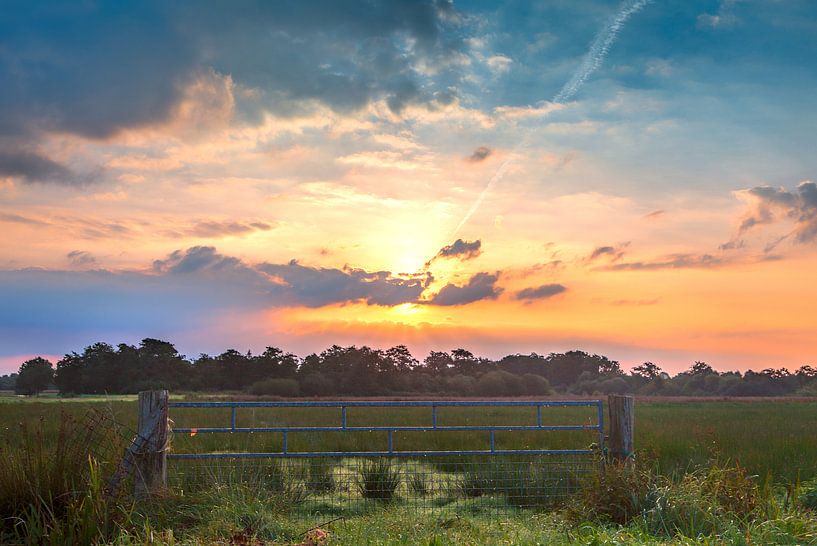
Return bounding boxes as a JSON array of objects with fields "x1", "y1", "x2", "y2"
[{"x1": 356, "y1": 459, "x2": 401, "y2": 501}]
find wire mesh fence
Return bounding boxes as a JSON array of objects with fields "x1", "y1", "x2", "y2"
[
  {"x1": 167, "y1": 454, "x2": 594, "y2": 516},
  {"x1": 164, "y1": 400, "x2": 602, "y2": 516}
]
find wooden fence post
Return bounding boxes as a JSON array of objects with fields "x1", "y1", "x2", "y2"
[
  {"x1": 135, "y1": 390, "x2": 168, "y2": 497},
  {"x1": 608, "y1": 394, "x2": 634, "y2": 463}
]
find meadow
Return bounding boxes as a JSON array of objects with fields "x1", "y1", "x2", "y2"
[{"x1": 2, "y1": 394, "x2": 817, "y2": 544}]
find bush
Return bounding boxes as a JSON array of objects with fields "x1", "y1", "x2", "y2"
[
  {"x1": 248, "y1": 378, "x2": 300, "y2": 397},
  {"x1": 474, "y1": 370, "x2": 526, "y2": 396},
  {"x1": 799, "y1": 479, "x2": 817, "y2": 510},
  {"x1": 569, "y1": 461, "x2": 656, "y2": 525},
  {"x1": 356, "y1": 460, "x2": 401, "y2": 501},
  {"x1": 570, "y1": 462, "x2": 767, "y2": 539},
  {"x1": 521, "y1": 374, "x2": 552, "y2": 396}
]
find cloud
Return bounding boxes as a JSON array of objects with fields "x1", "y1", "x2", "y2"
[
  {"x1": 506, "y1": 260, "x2": 565, "y2": 279},
  {"x1": 66, "y1": 251, "x2": 96, "y2": 267},
  {"x1": 0, "y1": 1, "x2": 472, "y2": 190},
  {"x1": 587, "y1": 242, "x2": 629, "y2": 262},
  {"x1": 734, "y1": 181, "x2": 817, "y2": 244},
  {"x1": 0, "y1": 245, "x2": 452, "y2": 355},
  {"x1": 514, "y1": 283, "x2": 566, "y2": 302},
  {"x1": 598, "y1": 253, "x2": 724, "y2": 271},
  {"x1": 432, "y1": 239, "x2": 482, "y2": 262},
  {"x1": 1, "y1": 1, "x2": 469, "y2": 148},
  {"x1": 697, "y1": 0, "x2": 743, "y2": 29},
  {"x1": 0, "y1": 149, "x2": 74, "y2": 185},
  {"x1": 643, "y1": 210, "x2": 665, "y2": 220},
  {"x1": 258, "y1": 260, "x2": 431, "y2": 307},
  {"x1": 428, "y1": 272, "x2": 502, "y2": 306},
  {"x1": 152, "y1": 246, "x2": 243, "y2": 275},
  {"x1": 467, "y1": 146, "x2": 492, "y2": 162},
  {"x1": 0, "y1": 212, "x2": 49, "y2": 227},
  {"x1": 176, "y1": 220, "x2": 274, "y2": 239},
  {"x1": 493, "y1": 102, "x2": 562, "y2": 119}
]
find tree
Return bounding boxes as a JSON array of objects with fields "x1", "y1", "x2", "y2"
[
  {"x1": 0, "y1": 373, "x2": 17, "y2": 390},
  {"x1": 423, "y1": 351, "x2": 454, "y2": 375},
  {"x1": 632, "y1": 362, "x2": 662, "y2": 379},
  {"x1": 384, "y1": 345, "x2": 419, "y2": 373},
  {"x1": 688, "y1": 361, "x2": 716, "y2": 376},
  {"x1": 15, "y1": 357, "x2": 54, "y2": 395},
  {"x1": 54, "y1": 353, "x2": 85, "y2": 394},
  {"x1": 795, "y1": 365, "x2": 817, "y2": 378}
]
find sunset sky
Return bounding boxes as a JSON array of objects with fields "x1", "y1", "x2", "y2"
[{"x1": 2, "y1": 0, "x2": 817, "y2": 374}]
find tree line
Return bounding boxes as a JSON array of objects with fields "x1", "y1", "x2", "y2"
[{"x1": 4, "y1": 338, "x2": 817, "y2": 397}]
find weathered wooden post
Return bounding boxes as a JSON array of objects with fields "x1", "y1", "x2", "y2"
[
  {"x1": 135, "y1": 390, "x2": 169, "y2": 497},
  {"x1": 608, "y1": 394, "x2": 634, "y2": 463}
]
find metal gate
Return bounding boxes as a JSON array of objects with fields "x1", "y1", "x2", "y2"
[{"x1": 166, "y1": 400, "x2": 603, "y2": 514}]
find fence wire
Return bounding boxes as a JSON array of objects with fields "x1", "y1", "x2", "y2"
[{"x1": 167, "y1": 455, "x2": 593, "y2": 516}]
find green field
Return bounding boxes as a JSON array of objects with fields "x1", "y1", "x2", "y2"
[{"x1": 2, "y1": 395, "x2": 817, "y2": 544}]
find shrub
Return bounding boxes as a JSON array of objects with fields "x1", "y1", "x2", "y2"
[
  {"x1": 799, "y1": 479, "x2": 817, "y2": 511},
  {"x1": 248, "y1": 378, "x2": 300, "y2": 397},
  {"x1": 356, "y1": 460, "x2": 401, "y2": 501},
  {"x1": 521, "y1": 374, "x2": 553, "y2": 396},
  {"x1": 571, "y1": 461, "x2": 768, "y2": 539},
  {"x1": 474, "y1": 370, "x2": 526, "y2": 396},
  {"x1": 568, "y1": 461, "x2": 657, "y2": 525}
]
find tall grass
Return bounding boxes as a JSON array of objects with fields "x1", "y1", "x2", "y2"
[
  {"x1": 356, "y1": 459, "x2": 401, "y2": 501},
  {"x1": 0, "y1": 412, "x2": 131, "y2": 544}
]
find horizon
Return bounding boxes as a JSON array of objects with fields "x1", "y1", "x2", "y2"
[{"x1": 2, "y1": 1, "x2": 817, "y2": 377}]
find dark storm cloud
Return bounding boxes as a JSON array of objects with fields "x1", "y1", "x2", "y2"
[
  {"x1": 0, "y1": 2, "x2": 194, "y2": 141},
  {"x1": 188, "y1": 0, "x2": 465, "y2": 116},
  {"x1": 467, "y1": 146, "x2": 492, "y2": 162},
  {"x1": 513, "y1": 283, "x2": 566, "y2": 302},
  {"x1": 433, "y1": 239, "x2": 482, "y2": 261},
  {"x1": 737, "y1": 182, "x2": 817, "y2": 244},
  {"x1": 429, "y1": 272, "x2": 502, "y2": 306},
  {"x1": 0, "y1": 1, "x2": 468, "y2": 184}
]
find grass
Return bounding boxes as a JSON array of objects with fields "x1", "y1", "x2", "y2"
[
  {"x1": 3, "y1": 395, "x2": 817, "y2": 544},
  {"x1": 356, "y1": 460, "x2": 402, "y2": 502}
]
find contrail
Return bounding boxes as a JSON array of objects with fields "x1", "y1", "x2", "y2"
[{"x1": 453, "y1": 0, "x2": 652, "y2": 235}]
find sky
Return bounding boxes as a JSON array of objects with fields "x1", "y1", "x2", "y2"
[{"x1": 2, "y1": 0, "x2": 817, "y2": 375}]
